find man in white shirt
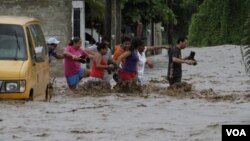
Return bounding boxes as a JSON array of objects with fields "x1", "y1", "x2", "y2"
[{"x1": 137, "y1": 45, "x2": 170, "y2": 85}]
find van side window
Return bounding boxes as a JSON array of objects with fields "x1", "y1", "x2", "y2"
[
  {"x1": 28, "y1": 24, "x2": 47, "y2": 55},
  {"x1": 26, "y1": 27, "x2": 35, "y2": 59}
]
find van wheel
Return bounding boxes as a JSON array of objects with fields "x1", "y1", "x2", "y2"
[
  {"x1": 28, "y1": 90, "x2": 33, "y2": 101},
  {"x1": 45, "y1": 85, "x2": 51, "y2": 102}
]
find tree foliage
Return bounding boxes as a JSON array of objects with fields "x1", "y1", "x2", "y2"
[
  {"x1": 189, "y1": 0, "x2": 250, "y2": 46},
  {"x1": 172, "y1": 0, "x2": 204, "y2": 38},
  {"x1": 85, "y1": 0, "x2": 105, "y2": 27},
  {"x1": 241, "y1": 13, "x2": 250, "y2": 74},
  {"x1": 122, "y1": 0, "x2": 176, "y2": 25},
  {"x1": 242, "y1": 14, "x2": 250, "y2": 46}
]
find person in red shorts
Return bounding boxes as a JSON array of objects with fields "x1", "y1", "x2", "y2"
[
  {"x1": 115, "y1": 38, "x2": 142, "y2": 81},
  {"x1": 89, "y1": 42, "x2": 114, "y2": 81}
]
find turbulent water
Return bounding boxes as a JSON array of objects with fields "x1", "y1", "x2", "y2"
[{"x1": 1, "y1": 45, "x2": 250, "y2": 141}]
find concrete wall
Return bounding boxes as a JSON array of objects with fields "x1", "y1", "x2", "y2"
[
  {"x1": 0, "y1": 0, "x2": 72, "y2": 46},
  {"x1": 0, "y1": 0, "x2": 73, "y2": 77}
]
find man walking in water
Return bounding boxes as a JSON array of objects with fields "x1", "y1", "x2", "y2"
[{"x1": 167, "y1": 36, "x2": 196, "y2": 85}]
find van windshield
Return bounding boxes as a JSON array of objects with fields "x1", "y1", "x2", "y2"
[{"x1": 0, "y1": 24, "x2": 27, "y2": 60}]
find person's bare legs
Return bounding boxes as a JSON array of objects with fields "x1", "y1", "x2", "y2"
[
  {"x1": 68, "y1": 69, "x2": 90, "y2": 93},
  {"x1": 81, "y1": 69, "x2": 90, "y2": 78}
]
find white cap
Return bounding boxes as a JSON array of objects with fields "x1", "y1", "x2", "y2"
[{"x1": 47, "y1": 37, "x2": 60, "y2": 44}]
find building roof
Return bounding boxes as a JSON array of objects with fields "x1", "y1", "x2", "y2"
[{"x1": 0, "y1": 16, "x2": 39, "y2": 25}]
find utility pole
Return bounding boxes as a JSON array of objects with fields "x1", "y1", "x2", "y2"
[
  {"x1": 105, "y1": 0, "x2": 121, "y2": 51},
  {"x1": 111, "y1": 0, "x2": 116, "y2": 50}
]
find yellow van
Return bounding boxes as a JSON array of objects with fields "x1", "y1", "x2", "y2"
[{"x1": 0, "y1": 16, "x2": 49, "y2": 101}]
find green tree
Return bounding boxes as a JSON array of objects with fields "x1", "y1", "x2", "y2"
[
  {"x1": 122, "y1": 0, "x2": 175, "y2": 38},
  {"x1": 189, "y1": 0, "x2": 250, "y2": 46},
  {"x1": 172, "y1": 0, "x2": 204, "y2": 38},
  {"x1": 242, "y1": 14, "x2": 250, "y2": 46},
  {"x1": 85, "y1": 0, "x2": 105, "y2": 30},
  {"x1": 122, "y1": 0, "x2": 175, "y2": 24},
  {"x1": 122, "y1": 0, "x2": 176, "y2": 45}
]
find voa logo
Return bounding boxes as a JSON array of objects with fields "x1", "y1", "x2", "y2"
[{"x1": 226, "y1": 129, "x2": 246, "y2": 136}]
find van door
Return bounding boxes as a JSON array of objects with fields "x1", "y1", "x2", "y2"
[
  {"x1": 25, "y1": 26, "x2": 38, "y2": 98},
  {"x1": 27, "y1": 24, "x2": 49, "y2": 100}
]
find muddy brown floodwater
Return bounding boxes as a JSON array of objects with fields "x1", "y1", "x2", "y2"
[{"x1": 1, "y1": 45, "x2": 250, "y2": 141}]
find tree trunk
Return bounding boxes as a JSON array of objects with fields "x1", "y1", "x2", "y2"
[
  {"x1": 151, "y1": 22, "x2": 154, "y2": 46},
  {"x1": 136, "y1": 21, "x2": 143, "y2": 39}
]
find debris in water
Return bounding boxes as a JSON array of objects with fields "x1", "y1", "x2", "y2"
[
  {"x1": 113, "y1": 80, "x2": 143, "y2": 95},
  {"x1": 79, "y1": 81, "x2": 112, "y2": 96}
]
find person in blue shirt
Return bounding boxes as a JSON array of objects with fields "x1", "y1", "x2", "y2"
[{"x1": 47, "y1": 37, "x2": 64, "y2": 62}]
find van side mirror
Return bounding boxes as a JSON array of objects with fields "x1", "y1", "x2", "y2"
[{"x1": 35, "y1": 46, "x2": 45, "y2": 62}]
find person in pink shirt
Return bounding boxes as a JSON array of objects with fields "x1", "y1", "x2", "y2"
[{"x1": 64, "y1": 37, "x2": 94, "y2": 90}]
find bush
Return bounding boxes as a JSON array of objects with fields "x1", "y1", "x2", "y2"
[{"x1": 188, "y1": 0, "x2": 250, "y2": 47}]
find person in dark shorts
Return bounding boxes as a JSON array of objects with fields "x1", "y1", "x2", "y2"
[{"x1": 167, "y1": 36, "x2": 196, "y2": 85}]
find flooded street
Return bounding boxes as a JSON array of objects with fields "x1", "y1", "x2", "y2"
[{"x1": 1, "y1": 45, "x2": 250, "y2": 141}]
